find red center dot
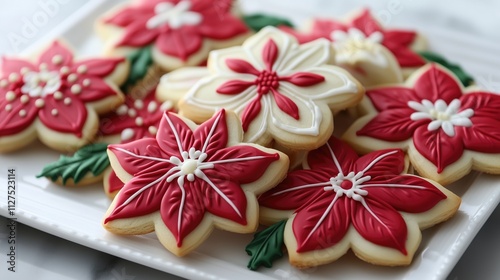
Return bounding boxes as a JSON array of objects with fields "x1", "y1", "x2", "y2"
[{"x1": 340, "y1": 180, "x2": 353, "y2": 190}]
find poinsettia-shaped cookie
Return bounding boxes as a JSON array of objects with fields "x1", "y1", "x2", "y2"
[
  {"x1": 104, "y1": 109, "x2": 289, "y2": 256},
  {"x1": 0, "y1": 41, "x2": 126, "y2": 152},
  {"x1": 258, "y1": 136, "x2": 460, "y2": 268},
  {"x1": 281, "y1": 8, "x2": 426, "y2": 69},
  {"x1": 97, "y1": 0, "x2": 250, "y2": 71},
  {"x1": 343, "y1": 64, "x2": 500, "y2": 185},
  {"x1": 178, "y1": 27, "x2": 363, "y2": 149}
]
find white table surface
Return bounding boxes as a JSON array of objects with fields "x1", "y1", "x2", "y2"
[{"x1": 1, "y1": 1, "x2": 499, "y2": 279}]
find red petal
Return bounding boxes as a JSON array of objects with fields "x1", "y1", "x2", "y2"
[
  {"x1": 104, "y1": 168, "x2": 170, "y2": 223},
  {"x1": 156, "y1": 30, "x2": 203, "y2": 61},
  {"x1": 156, "y1": 112, "x2": 195, "y2": 157},
  {"x1": 259, "y1": 169, "x2": 331, "y2": 211},
  {"x1": 307, "y1": 136, "x2": 358, "y2": 174},
  {"x1": 356, "y1": 109, "x2": 424, "y2": 141},
  {"x1": 271, "y1": 88, "x2": 299, "y2": 120},
  {"x1": 104, "y1": 7, "x2": 152, "y2": 27},
  {"x1": 200, "y1": 174, "x2": 247, "y2": 225},
  {"x1": 367, "y1": 87, "x2": 419, "y2": 111},
  {"x1": 116, "y1": 22, "x2": 159, "y2": 48},
  {"x1": 99, "y1": 112, "x2": 138, "y2": 136},
  {"x1": 72, "y1": 58, "x2": 124, "y2": 77},
  {"x1": 365, "y1": 175, "x2": 446, "y2": 213},
  {"x1": 193, "y1": 109, "x2": 228, "y2": 154},
  {"x1": 197, "y1": 14, "x2": 248, "y2": 40},
  {"x1": 208, "y1": 144, "x2": 280, "y2": 184},
  {"x1": 279, "y1": 26, "x2": 325, "y2": 44},
  {"x1": 281, "y1": 72, "x2": 325, "y2": 87},
  {"x1": 108, "y1": 138, "x2": 169, "y2": 176},
  {"x1": 225, "y1": 59, "x2": 260, "y2": 75},
  {"x1": 262, "y1": 39, "x2": 278, "y2": 71},
  {"x1": 38, "y1": 41, "x2": 73, "y2": 70},
  {"x1": 460, "y1": 92, "x2": 500, "y2": 120},
  {"x1": 294, "y1": 196, "x2": 350, "y2": 252},
  {"x1": 216, "y1": 79, "x2": 255, "y2": 95},
  {"x1": 38, "y1": 95, "x2": 87, "y2": 137},
  {"x1": 73, "y1": 76, "x2": 119, "y2": 102},
  {"x1": 355, "y1": 149, "x2": 406, "y2": 178},
  {"x1": 191, "y1": 0, "x2": 231, "y2": 13},
  {"x1": 383, "y1": 30, "x2": 417, "y2": 46},
  {"x1": 311, "y1": 19, "x2": 347, "y2": 39},
  {"x1": 461, "y1": 117, "x2": 500, "y2": 153},
  {"x1": 350, "y1": 9, "x2": 383, "y2": 35},
  {"x1": 0, "y1": 94, "x2": 39, "y2": 136},
  {"x1": 107, "y1": 170, "x2": 125, "y2": 194},
  {"x1": 1, "y1": 57, "x2": 36, "y2": 74},
  {"x1": 351, "y1": 198, "x2": 408, "y2": 254},
  {"x1": 413, "y1": 126, "x2": 464, "y2": 173},
  {"x1": 160, "y1": 179, "x2": 205, "y2": 247},
  {"x1": 241, "y1": 96, "x2": 262, "y2": 132},
  {"x1": 413, "y1": 65, "x2": 462, "y2": 102}
]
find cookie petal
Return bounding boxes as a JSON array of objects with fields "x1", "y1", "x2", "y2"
[
  {"x1": 460, "y1": 117, "x2": 500, "y2": 153},
  {"x1": 72, "y1": 76, "x2": 119, "y2": 102},
  {"x1": 307, "y1": 136, "x2": 358, "y2": 174},
  {"x1": 193, "y1": 110, "x2": 228, "y2": 154},
  {"x1": 72, "y1": 58, "x2": 124, "y2": 77},
  {"x1": 367, "y1": 87, "x2": 418, "y2": 111},
  {"x1": 156, "y1": 29, "x2": 203, "y2": 61},
  {"x1": 108, "y1": 138, "x2": 168, "y2": 176},
  {"x1": 355, "y1": 149, "x2": 406, "y2": 178},
  {"x1": 1, "y1": 57, "x2": 36, "y2": 74},
  {"x1": 0, "y1": 94, "x2": 39, "y2": 135},
  {"x1": 350, "y1": 9, "x2": 383, "y2": 35},
  {"x1": 413, "y1": 65, "x2": 462, "y2": 102},
  {"x1": 38, "y1": 95, "x2": 87, "y2": 136},
  {"x1": 356, "y1": 109, "x2": 423, "y2": 142},
  {"x1": 38, "y1": 41, "x2": 74, "y2": 70},
  {"x1": 156, "y1": 112, "x2": 195, "y2": 157},
  {"x1": 116, "y1": 22, "x2": 159, "y2": 47}
]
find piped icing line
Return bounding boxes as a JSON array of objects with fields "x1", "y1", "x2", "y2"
[{"x1": 303, "y1": 195, "x2": 340, "y2": 244}]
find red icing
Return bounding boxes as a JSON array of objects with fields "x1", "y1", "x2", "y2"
[
  {"x1": 105, "y1": 109, "x2": 280, "y2": 247},
  {"x1": 0, "y1": 41, "x2": 124, "y2": 137},
  {"x1": 357, "y1": 65, "x2": 500, "y2": 173},
  {"x1": 108, "y1": 170, "x2": 124, "y2": 194},
  {"x1": 216, "y1": 39, "x2": 325, "y2": 131},
  {"x1": 259, "y1": 136, "x2": 446, "y2": 253},
  {"x1": 105, "y1": 0, "x2": 249, "y2": 61},
  {"x1": 280, "y1": 8, "x2": 426, "y2": 67},
  {"x1": 99, "y1": 89, "x2": 172, "y2": 143}
]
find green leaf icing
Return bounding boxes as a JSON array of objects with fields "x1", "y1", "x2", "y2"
[
  {"x1": 419, "y1": 51, "x2": 474, "y2": 86},
  {"x1": 246, "y1": 220, "x2": 286, "y2": 270},
  {"x1": 243, "y1": 14, "x2": 294, "y2": 32},
  {"x1": 121, "y1": 45, "x2": 154, "y2": 91},
  {"x1": 37, "y1": 143, "x2": 110, "y2": 185}
]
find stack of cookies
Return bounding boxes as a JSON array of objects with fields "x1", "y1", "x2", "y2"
[{"x1": 2, "y1": 0, "x2": 499, "y2": 273}]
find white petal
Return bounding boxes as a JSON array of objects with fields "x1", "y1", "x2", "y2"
[
  {"x1": 179, "y1": 12, "x2": 202, "y2": 26},
  {"x1": 446, "y1": 99, "x2": 461, "y2": 114},
  {"x1": 410, "y1": 112, "x2": 432, "y2": 121},
  {"x1": 408, "y1": 101, "x2": 428, "y2": 112},
  {"x1": 427, "y1": 120, "x2": 443, "y2": 131},
  {"x1": 348, "y1": 28, "x2": 366, "y2": 40},
  {"x1": 441, "y1": 121, "x2": 455, "y2": 137},
  {"x1": 451, "y1": 117, "x2": 473, "y2": 127},
  {"x1": 435, "y1": 99, "x2": 447, "y2": 112},
  {"x1": 278, "y1": 39, "x2": 331, "y2": 74},
  {"x1": 155, "y1": 2, "x2": 174, "y2": 13},
  {"x1": 457, "y1": 108, "x2": 474, "y2": 118},
  {"x1": 368, "y1": 31, "x2": 384, "y2": 44},
  {"x1": 422, "y1": 99, "x2": 435, "y2": 110},
  {"x1": 331, "y1": 30, "x2": 348, "y2": 42}
]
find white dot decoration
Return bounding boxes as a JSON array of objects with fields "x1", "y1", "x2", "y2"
[
  {"x1": 35, "y1": 99, "x2": 45, "y2": 108},
  {"x1": 64, "y1": 97, "x2": 72, "y2": 105},
  {"x1": 20, "y1": 67, "x2": 30, "y2": 75},
  {"x1": 52, "y1": 55, "x2": 63, "y2": 65},
  {"x1": 160, "y1": 100, "x2": 173, "y2": 111},
  {"x1": 148, "y1": 126, "x2": 158, "y2": 135},
  {"x1": 128, "y1": 108, "x2": 137, "y2": 117},
  {"x1": 51, "y1": 109, "x2": 58, "y2": 116},
  {"x1": 82, "y1": 79, "x2": 91, "y2": 87},
  {"x1": 9, "y1": 73, "x2": 19, "y2": 82},
  {"x1": 5, "y1": 91, "x2": 16, "y2": 101},
  {"x1": 19, "y1": 109, "x2": 26, "y2": 117},
  {"x1": 0, "y1": 79, "x2": 7, "y2": 88},
  {"x1": 39, "y1": 63, "x2": 48, "y2": 70},
  {"x1": 53, "y1": 91, "x2": 63, "y2": 100},
  {"x1": 77, "y1": 65, "x2": 88, "y2": 74},
  {"x1": 71, "y1": 84, "x2": 82, "y2": 94},
  {"x1": 60, "y1": 66, "x2": 70, "y2": 75},
  {"x1": 116, "y1": 105, "x2": 128, "y2": 115},
  {"x1": 121, "y1": 128, "x2": 135, "y2": 141},
  {"x1": 68, "y1": 74, "x2": 78, "y2": 83},
  {"x1": 5, "y1": 104, "x2": 12, "y2": 111},
  {"x1": 20, "y1": 95, "x2": 29, "y2": 104},
  {"x1": 147, "y1": 101, "x2": 158, "y2": 113},
  {"x1": 135, "y1": 117, "x2": 144, "y2": 126},
  {"x1": 134, "y1": 99, "x2": 144, "y2": 109}
]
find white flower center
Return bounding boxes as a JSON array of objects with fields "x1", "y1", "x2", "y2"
[
  {"x1": 166, "y1": 147, "x2": 214, "y2": 184},
  {"x1": 146, "y1": 1, "x2": 202, "y2": 30},
  {"x1": 331, "y1": 28, "x2": 385, "y2": 67},
  {"x1": 408, "y1": 99, "x2": 474, "y2": 137},
  {"x1": 21, "y1": 70, "x2": 61, "y2": 97},
  {"x1": 324, "y1": 171, "x2": 371, "y2": 201}
]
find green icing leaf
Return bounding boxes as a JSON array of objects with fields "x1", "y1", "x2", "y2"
[
  {"x1": 419, "y1": 51, "x2": 474, "y2": 87},
  {"x1": 246, "y1": 220, "x2": 286, "y2": 270},
  {"x1": 243, "y1": 14, "x2": 294, "y2": 32},
  {"x1": 37, "y1": 143, "x2": 110, "y2": 185},
  {"x1": 121, "y1": 45, "x2": 154, "y2": 91}
]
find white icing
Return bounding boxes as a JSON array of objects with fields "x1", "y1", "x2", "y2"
[
  {"x1": 128, "y1": 108, "x2": 137, "y2": 117},
  {"x1": 82, "y1": 79, "x2": 91, "y2": 87},
  {"x1": 53, "y1": 91, "x2": 63, "y2": 100},
  {"x1": 68, "y1": 73, "x2": 78, "y2": 83},
  {"x1": 52, "y1": 55, "x2": 63, "y2": 65},
  {"x1": 60, "y1": 66, "x2": 70, "y2": 75},
  {"x1": 147, "y1": 101, "x2": 158, "y2": 113},
  {"x1": 331, "y1": 28, "x2": 387, "y2": 67},
  {"x1": 135, "y1": 117, "x2": 144, "y2": 126},
  {"x1": 134, "y1": 99, "x2": 144, "y2": 110},
  {"x1": 39, "y1": 63, "x2": 48, "y2": 70},
  {"x1": 51, "y1": 109, "x2": 58, "y2": 116},
  {"x1": 71, "y1": 84, "x2": 82, "y2": 94},
  {"x1": 20, "y1": 67, "x2": 30, "y2": 75},
  {"x1": 5, "y1": 104, "x2": 12, "y2": 111},
  {"x1": 21, "y1": 70, "x2": 61, "y2": 97},
  {"x1": 148, "y1": 126, "x2": 158, "y2": 135},
  {"x1": 146, "y1": 1, "x2": 202, "y2": 30},
  {"x1": 19, "y1": 109, "x2": 26, "y2": 117},
  {"x1": 20, "y1": 95, "x2": 29, "y2": 104},
  {"x1": 116, "y1": 105, "x2": 128, "y2": 115},
  {"x1": 35, "y1": 99, "x2": 45, "y2": 108},
  {"x1": 77, "y1": 65, "x2": 87, "y2": 74},
  {"x1": 5, "y1": 91, "x2": 16, "y2": 101},
  {"x1": 9, "y1": 73, "x2": 19, "y2": 82},
  {"x1": 121, "y1": 128, "x2": 135, "y2": 141},
  {"x1": 408, "y1": 99, "x2": 474, "y2": 137},
  {"x1": 64, "y1": 97, "x2": 72, "y2": 105},
  {"x1": 0, "y1": 79, "x2": 7, "y2": 88}
]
